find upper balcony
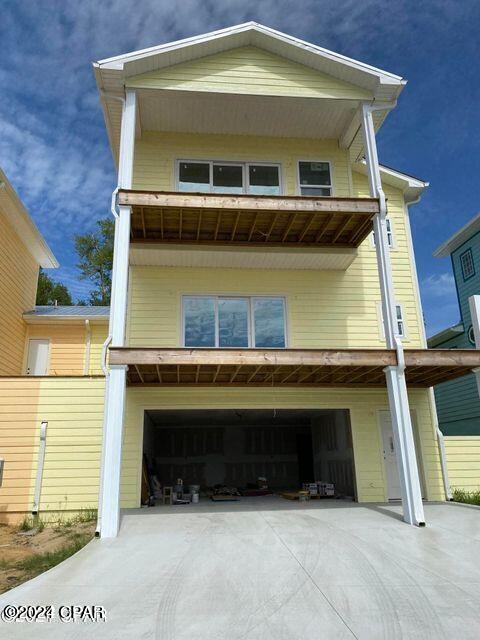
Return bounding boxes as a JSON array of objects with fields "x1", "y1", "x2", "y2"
[{"x1": 121, "y1": 189, "x2": 378, "y2": 246}]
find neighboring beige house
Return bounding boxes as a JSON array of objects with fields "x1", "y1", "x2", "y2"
[{"x1": 2, "y1": 23, "x2": 480, "y2": 532}]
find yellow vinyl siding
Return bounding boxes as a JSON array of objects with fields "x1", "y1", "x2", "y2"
[
  {"x1": 133, "y1": 132, "x2": 352, "y2": 196},
  {"x1": 0, "y1": 378, "x2": 41, "y2": 521},
  {"x1": 129, "y1": 132, "x2": 423, "y2": 349},
  {"x1": 0, "y1": 210, "x2": 38, "y2": 375},
  {"x1": 444, "y1": 436, "x2": 480, "y2": 492},
  {"x1": 26, "y1": 324, "x2": 86, "y2": 375},
  {"x1": 126, "y1": 46, "x2": 372, "y2": 100},
  {"x1": 120, "y1": 387, "x2": 444, "y2": 508},
  {"x1": 0, "y1": 377, "x2": 105, "y2": 522}
]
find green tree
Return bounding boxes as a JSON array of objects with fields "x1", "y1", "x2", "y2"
[
  {"x1": 36, "y1": 269, "x2": 73, "y2": 305},
  {"x1": 74, "y1": 218, "x2": 114, "y2": 306}
]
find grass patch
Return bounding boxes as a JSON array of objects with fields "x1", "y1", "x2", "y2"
[
  {"x1": 452, "y1": 488, "x2": 480, "y2": 506},
  {"x1": 17, "y1": 515, "x2": 45, "y2": 533},
  {"x1": 16, "y1": 534, "x2": 92, "y2": 578}
]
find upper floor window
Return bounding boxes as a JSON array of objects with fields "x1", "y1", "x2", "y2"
[
  {"x1": 372, "y1": 218, "x2": 394, "y2": 248},
  {"x1": 379, "y1": 303, "x2": 406, "y2": 339},
  {"x1": 460, "y1": 248, "x2": 475, "y2": 281},
  {"x1": 298, "y1": 161, "x2": 332, "y2": 196},
  {"x1": 183, "y1": 296, "x2": 287, "y2": 348},
  {"x1": 177, "y1": 161, "x2": 281, "y2": 196}
]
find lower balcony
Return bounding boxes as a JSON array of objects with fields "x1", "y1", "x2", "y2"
[{"x1": 108, "y1": 347, "x2": 480, "y2": 388}]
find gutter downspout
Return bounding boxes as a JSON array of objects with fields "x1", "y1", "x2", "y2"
[
  {"x1": 84, "y1": 319, "x2": 91, "y2": 376},
  {"x1": 96, "y1": 94, "x2": 125, "y2": 536}
]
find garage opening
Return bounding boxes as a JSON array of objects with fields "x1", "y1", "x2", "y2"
[{"x1": 141, "y1": 409, "x2": 356, "y2": 505}]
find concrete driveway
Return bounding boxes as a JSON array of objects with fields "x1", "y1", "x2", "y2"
[{"x1": 1, "y1": 499, "x2": 480, "y2": 639}]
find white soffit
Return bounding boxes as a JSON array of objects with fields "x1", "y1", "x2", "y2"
[
  {"x1": 137, "y1": 89, "x2": 356, "y2": 139},
  {"x1": 353, "y1": 161, "x2": 429, "y2": 204},
  {"x1": 130, "y1": 243, "x2": 358, "y2": 271}
]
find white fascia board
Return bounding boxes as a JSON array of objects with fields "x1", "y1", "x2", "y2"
[
  {"x1": 434, "y1": 212, "x2": 480, "y2": 258},
  {"x1": 0, "y1": 169, "x2": 58, "y2": 268}
]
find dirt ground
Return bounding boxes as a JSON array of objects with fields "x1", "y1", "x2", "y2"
[{"x1": 0, "y1": 521, "x2": 95, "y2": 594}]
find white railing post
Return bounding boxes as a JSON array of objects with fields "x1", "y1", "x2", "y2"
[
  {"x1": 98, "y1": 89, "x2": 136, "y2": 538},
  {"x1": 361, "y1": 103, "x2": 425, "y2": 526}
]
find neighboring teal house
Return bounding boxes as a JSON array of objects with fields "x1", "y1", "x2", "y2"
[{"x1": 428, "y1": 213, "x2": 480, "y2": 435}]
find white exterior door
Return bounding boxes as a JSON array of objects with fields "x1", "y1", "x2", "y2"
[
  {"x1": 379, "y1": 411, "x2": 425, "y2": 500},
  {"x1": 380, "y1": 412, "x2": 402, "y2": 499},
  {"x1": 26, "y1": 339, "x2": 49, "y2": 375}
]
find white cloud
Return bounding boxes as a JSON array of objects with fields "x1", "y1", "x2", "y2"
[{"x1": 421, "y1": 272, "x2": 456, "y2": 298}]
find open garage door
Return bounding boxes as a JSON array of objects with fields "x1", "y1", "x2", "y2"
[{"x1": 141, "y1": 409, "x2": 356, "y2": 504}]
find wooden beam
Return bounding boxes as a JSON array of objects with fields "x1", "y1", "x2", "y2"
[
  {"x1": 134, "y1": 365, "x2": 144, "y2": 383},
  {"x1": 331, "y1": 215, "x2": 353, "y2": 243},
  {"x1": 110, "y1": 347, "x2": 398, "y2": 368},
  {"x1": 140, "y1": 208, "x2": 147, "y2": 238},
  {"x1": 119, "y1": 189, "x2": 380, "y2": 215},
  {"x1": 281, "y1": 214, "x2": 297, "y2": 242},
  {"x1": 231, "y1": 211, "x2": 240, "y2": 241},
  {"x1": 156, "y1": 364, "x2": 162, "y2": 384},
  {"x1": 248, "y1": 212, "x2": 259, "y2": 241},
  {"x1": 264, "y1": 213, "x2": 278, "y2": 242},
  {"x1": 315, "y1": 214, "x2": 334, "y2": 243},
  {"x1": 298, "y1": 214, "x2": 316, "y2": 242},
  {"x1": 214, "y1": 212, "x2": 222, "y2": 241}
]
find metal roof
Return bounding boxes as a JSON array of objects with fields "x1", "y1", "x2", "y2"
[{"x1": 24, "y1": 306, "x2": 110, "y2": 322}]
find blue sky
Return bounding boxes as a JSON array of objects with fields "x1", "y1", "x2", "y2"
[{"x1": 1, "y1": 0, "x2": 479, "y2": 335}]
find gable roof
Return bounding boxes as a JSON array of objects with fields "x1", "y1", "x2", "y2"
[
  {"x1": 353, "y1": 161, "x2": 429, "y2": 204},
  {"x1": 434, "y1": 212, "x2": 480, "y2": 257},
  {"x1": 0, "y1": 168, "x2": 58, "y2": 268},
  {"x1": 94, "y1": 22, "x2": 406, "y2": 164}
]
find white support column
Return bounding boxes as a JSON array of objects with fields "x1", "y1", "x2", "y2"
[
  {"x1": 99, "y1": 89, "x2": 136, "y2": 538},
  {"x1": 361, "y1": 103, "x2": 425, "y2": 526}
]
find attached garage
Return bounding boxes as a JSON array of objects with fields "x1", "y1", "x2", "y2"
[{"x1": 141, "y1": 409, "x2": 356, "y2": 502}]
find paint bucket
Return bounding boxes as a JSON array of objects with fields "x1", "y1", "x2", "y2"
[{"x1": 192, "y1": 493, "x2": 199, "y2": 504}]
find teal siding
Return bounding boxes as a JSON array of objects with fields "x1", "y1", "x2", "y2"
[{"x1": 432, "y1": 233, "x2": 480, "y2": 435}]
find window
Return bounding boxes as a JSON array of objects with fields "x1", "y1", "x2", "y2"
[
  {"x1": 379, "y1": 303, "x2": 406, "y2": 339},
  {"x1": 372, "y1": 218, "x2": 394, "y2": 248},
  {"x1": 468, "y1": 325, "x2": 476, "y2": 346},
  {"x1": 183, "y1": 296, "x2": 287, "y2": 348},
  {"x1": 177, "y1": 161, "x2": 281, "y2": 196},
  {"x1": 298, "y1": 161, "x2": 332, "y2": 196},
  {"x1": 460, "y1": 248, "x2": 475, "y2": 281}
]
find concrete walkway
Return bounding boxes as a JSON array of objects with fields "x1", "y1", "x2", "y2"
[{"x1": 1, "y1": 500, "x2": 480, "y2": 639}]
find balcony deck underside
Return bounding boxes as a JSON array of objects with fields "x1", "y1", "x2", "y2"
[
  {"x1": 119, "y1": 190, "x2": 378, "y2": 247},
  {"x1": 108, "y1": 348, "x2": 480, "y2": 388}
]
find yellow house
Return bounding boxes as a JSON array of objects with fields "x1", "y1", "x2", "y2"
[
  {"x1": 2, "y1": 23, "x2": 479, "y2": 531},
  {"x1": 0, "y1": 168, "x2": 108, "y2": 523}
]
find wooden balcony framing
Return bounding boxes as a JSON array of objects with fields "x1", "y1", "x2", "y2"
[
  {"x1": 118, "y1": 189, "x2": 379, "y2": 247},
  {"x1": 108, "y1": 347, "x2": 480, "y2": 388}
]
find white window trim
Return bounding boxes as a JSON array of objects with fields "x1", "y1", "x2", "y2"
[
  {"x1": 181, "y1": 294, "x2": 288, "y2": 348},
  {"x1": 376, "y1": 301, "x2": 407, "y2": 341},
  {"x1": 296, "y1": 160, "x2": 334, "y2": 197},
  {"x1": 175, "y1": 160, "x2": 284, "y2": 195},
  {"x1": 371, "y1": 217, "x2": 395, "y2": 250}
]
